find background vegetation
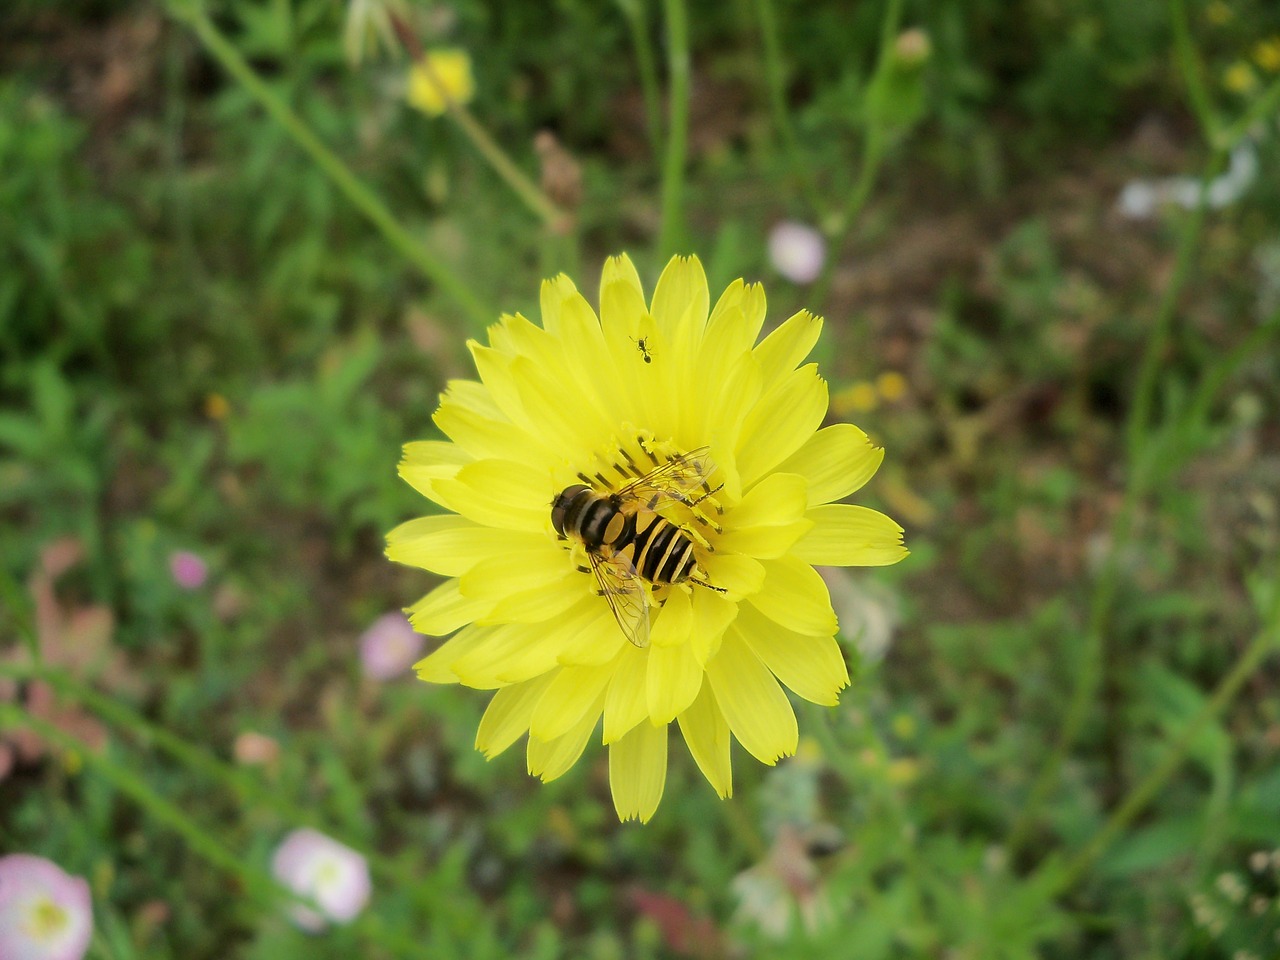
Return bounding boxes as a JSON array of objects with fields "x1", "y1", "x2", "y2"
[{"x1": 2, "y1": 0, "x2": 1279, "y2": 956}]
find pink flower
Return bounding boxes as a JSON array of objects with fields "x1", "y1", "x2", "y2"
[
  {"x1": 271, "y1": 829, "x2": 370, "y2": 932},
  {"x1": 168, "y1": 551, "x2": 208, "y2": 590},
  {"x1": 0, "y1": 854, "x2": 93, "y2": 960},
  {"x1": 767, "y1": 221, "x2": 827, "y2": 284},
  {"x1": 358, "y1": 613, "x2": 426, "y2": 681}
]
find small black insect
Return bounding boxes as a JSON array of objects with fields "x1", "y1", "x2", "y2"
[{"x1": 632, "y1": 336, "x2": 653, "y2": 364}]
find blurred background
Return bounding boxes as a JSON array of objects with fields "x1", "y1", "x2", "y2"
[{"x1": 2, "y1": 0, "x2": 1279, "y2": 957}]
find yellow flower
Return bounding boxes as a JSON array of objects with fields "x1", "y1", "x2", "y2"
[
  {"x1": 1255, "y1": 38, "x2": 1280, "y2": 73},
  {"x1": 1223, "y1": 61, "x2": 1258, "y2": 95},
  {"x1": 388, "y1": 254, "x2": 908, "y2": 822},
  {"x1": 875, "y1": 370, "x2": 908, "y2": 403},
  {"x1": 406, "y1": 49, "x2": 475, "y2": 117}
]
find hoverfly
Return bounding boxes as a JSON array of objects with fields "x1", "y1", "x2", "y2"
[{"x1": 551, "y1": 445, "x2": 723, "y2": 647}]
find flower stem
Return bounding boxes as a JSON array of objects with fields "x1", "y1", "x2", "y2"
[
  {"x1": 0, "y1": 565, "x2": 39, "y2": 663},
  {"x1": 1006, "y1": 152, "x2": 1219, "y2": 856},
  {"x1": 1043, "y1": 578, "x2": 1280, "y2": 894},
  {"x1": 617, "y1": 0, "x2": 664, "y2": 157},
  {"x1": 389, "y1": 18, "x2": 566, "y2": 231},
  {"x1": 164, "y1": 0, "x2": 493, "y2": 327},
  {"x1": 657, "y1": 0, "x2": 691, "y2": 259},
  {"x1": 1168, "y1": 0, "x2": 1219, "y2": 144}
]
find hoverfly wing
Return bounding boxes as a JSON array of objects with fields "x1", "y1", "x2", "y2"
[
  {"x1": 614, "y1": 446, "x2": 716, "y2": 514},
  {"x1": 588, "y1": 551, "x2": 652, "y2": 648}
]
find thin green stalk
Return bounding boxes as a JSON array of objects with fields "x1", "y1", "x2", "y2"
[
  {"x1": 658, "y1": 0, "x2": 691, "y2": 259},
  {"x1": 165, "y1": 0, "x2": 492, "y2": 328},
  {"x1": 1, "y1": 703, "x2": 423, "y2": 954},
  {"x1": 1044, "y1": 582, "x2": 1280, "y2": 893},
  {"x1": 617, "y1": 0, "x2": 664, "y2": 156},
  {"x1": 1221, "y1": 73, "x2": 1280, "y2": 149},
  {"x1": 1169, "y1": 0, "x2": 1219, "y2": 144},
  {"x1": 810, "y1": 0, "x2": 902, "y2": 309},
  {"x1": 1006, "y1": 153, "x2": 1220, "y2": 855},
  {"x1": 401, "y1": 38, "x2": 565, "y2": 229},
  {"x1": 0, "y1": 565, "x2": 39, "y2": 662}
]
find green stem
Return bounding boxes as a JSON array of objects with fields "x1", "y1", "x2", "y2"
[
  {"x1": 810, "y1": 0, "x2": 902, "y2": 309},
  {"x1": 657, "y1": 0, "x2": 691, "y2": 259},
  {"x1": 406, "y1": 43, "x2": 565, "y2": 229},
  {"x1": 617, "y1": 0, "x2": 664, "y2": 156},
  {"x1": 165, "y1": 0, "x2": 492, "y2": 328},
  {"x1": 1168, "y1": 0, "x2": 1219, "y2": 144},
  {"x1": 0, "y1": 565, "x2": 39, "y2": 662},
  {"x1": 1006, "y1": 152, "x2": 1220, "y2": 855},
  {"x1": 1045, "y1": 585, "x2": 1280, "y2": 893}
]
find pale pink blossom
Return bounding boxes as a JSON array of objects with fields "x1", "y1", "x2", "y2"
[
  {"x1": 767, "y1": 221, "x2": 827, "y2": 284},
  {"x1": 0, "y1": 854, "x2": 93, "y2": 960},
  {"x1": 168, "y1": 550, "x2": 208, "y2": 590},
  {"x1": 359, "y1": 612, "x2": 426, "y2": 680},
  {"x1": 271, "y1": 829, "x2": 370, "y2": 932}
]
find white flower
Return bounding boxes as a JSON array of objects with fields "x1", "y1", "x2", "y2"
[
  {"x1": 271, "y1": 829, "x2": 371, "y2": 932},
  {"x1": 767, "y1": 222, "x2": 827, "y2": 284},
  {"x1": 0, "y1": 854, "x2": 93, "y2": 960}
]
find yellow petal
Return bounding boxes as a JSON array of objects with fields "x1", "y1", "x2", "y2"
[
  {"x1": 406, "y1": 579, "x2": 495, "y2": 636},
  {"x1": 735, "y1": 605, "x2": 849, "y2": 705},
  {"x1": 414, "y1": 621, "x2": 497, "y2": 683},
  {"x1": 646, "y1": 639, "x2": 703, "y2": 724},
  {"x1": 434, "y1": 393, "x2": 546, "y2": 466},
  {"x1": 599, "y1": 253, "x2": 646, "y2": 315},
  {"x1": 454, "y1": 597, "x2": 598, "y2": 686},
  {"x1": 701, "y1": 553, "x2": 765, "y2": 602},
  {"x1": 540, "y1": 273, "x2": 580, "y2": 336},
  {"x1": 705, "y1": 630, "x2": 797, "y2": 764},
  {"x1": 677, "y1": 680, "x2": 733, "y2": 797},
  {"x1": 650, "y1": 584, "x2": 692, "y2": 648},
  {"x1": 689, "y1": 587, "x2": 738, "y2": 666},
  {"x1": 736, "y1": 364, "x2": 828, "y2": 488},
  {"x1": 753, "y1": 310, "x2": 822, "y2": 379},
  {"x1": 714, "y1": 473, "x2": 813, "y2": 559},
  {"x1": 774, "y1": 423, "x2": 885, "y2": 505},
  {"x1": 557, "y1": 603, "x2": 627, "y2": 666},
  {"x1": 432, "y1": 459, "x2": 550, "y2": 531},
  {"x1": 398, "y1": 441, "x2": 470, "y2": 504},
  {"x1": 792, "y1": 504, "x2": 909, "y2": 567},
  {"x1": 483, "y1": 576, "x2": 584, "y2": 625},
  {"x1": 609, "y1": 718, "x2": 668, "y2": 823},
  {"x1": 530, "y1": 660, "x2": 617, "y2": 742},
  {"x1": 747, "y1": 555, "x2": 839, "y2": 636},
  {"x1": 459, "y1": 541, "x2": 573, "y2": 599},
  {"x1": 475, "y1": 673, "x2": 555, "y2": 758},
  {"x1": 650, "y1": 254, "x2": 709, "y2": 344},
  {"x1": 386, "y1": 515, "x2": 517, "y2": 577},
  {"x1": 603, "y1": 643, "x2": 649, "y2": 744},
  {"x1": 527, "y1": 687, "x2": 604, "y2": 782}
]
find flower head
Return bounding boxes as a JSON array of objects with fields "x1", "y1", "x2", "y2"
[
  {"x1": 0, "y1": 854, "x2": 93, "y2": 960},
  {"x1": 767, "y1": 222, "x2": 826, "y2": 284},
  {"x1": 271, "y1": 829, "x2": 371, "y2": 932},
  {"x1": 359, "y1": 612, "x2": 426, "y2": 680},
  {"x1": 389, "y1": 253, "x2": 907, "y2": 822},
  {"x1": 169, "y1": 550, "x2": 208, "y2": 590},
  {"x1": 406, "y1": 49, "x2": 475, "y2": 117}
]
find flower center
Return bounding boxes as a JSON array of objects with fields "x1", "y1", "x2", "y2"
[{"x1": 24, "y1": 897, "x2": 69, "y2": 941}]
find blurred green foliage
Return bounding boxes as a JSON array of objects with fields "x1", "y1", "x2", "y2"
[{"x1": 2, "y1": 0, "x2": 1280, "y2": 957}]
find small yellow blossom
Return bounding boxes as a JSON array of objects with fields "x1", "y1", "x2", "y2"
[
  {"x1": 832, "y1": 380, "x2": 879, "y2": 415},
  {"x1": 407, "y1": 49, "x2": 475, "y2": 117},
  {"x1": 1224, "y1": 61, "x2": 1259, "y2": 95},
  {"x1": 204, "y1": 393, "x2": 230, "y2": 421},
  {"x1": 1255, "y1": 37, "x2": 1280, "y2": 73},
  {"x1": 1205, "y1": 1, "x2": 1232, "y2": 25},
  {"x1": 875, "y1": 371, "x2": 908, "y2": 403}
]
